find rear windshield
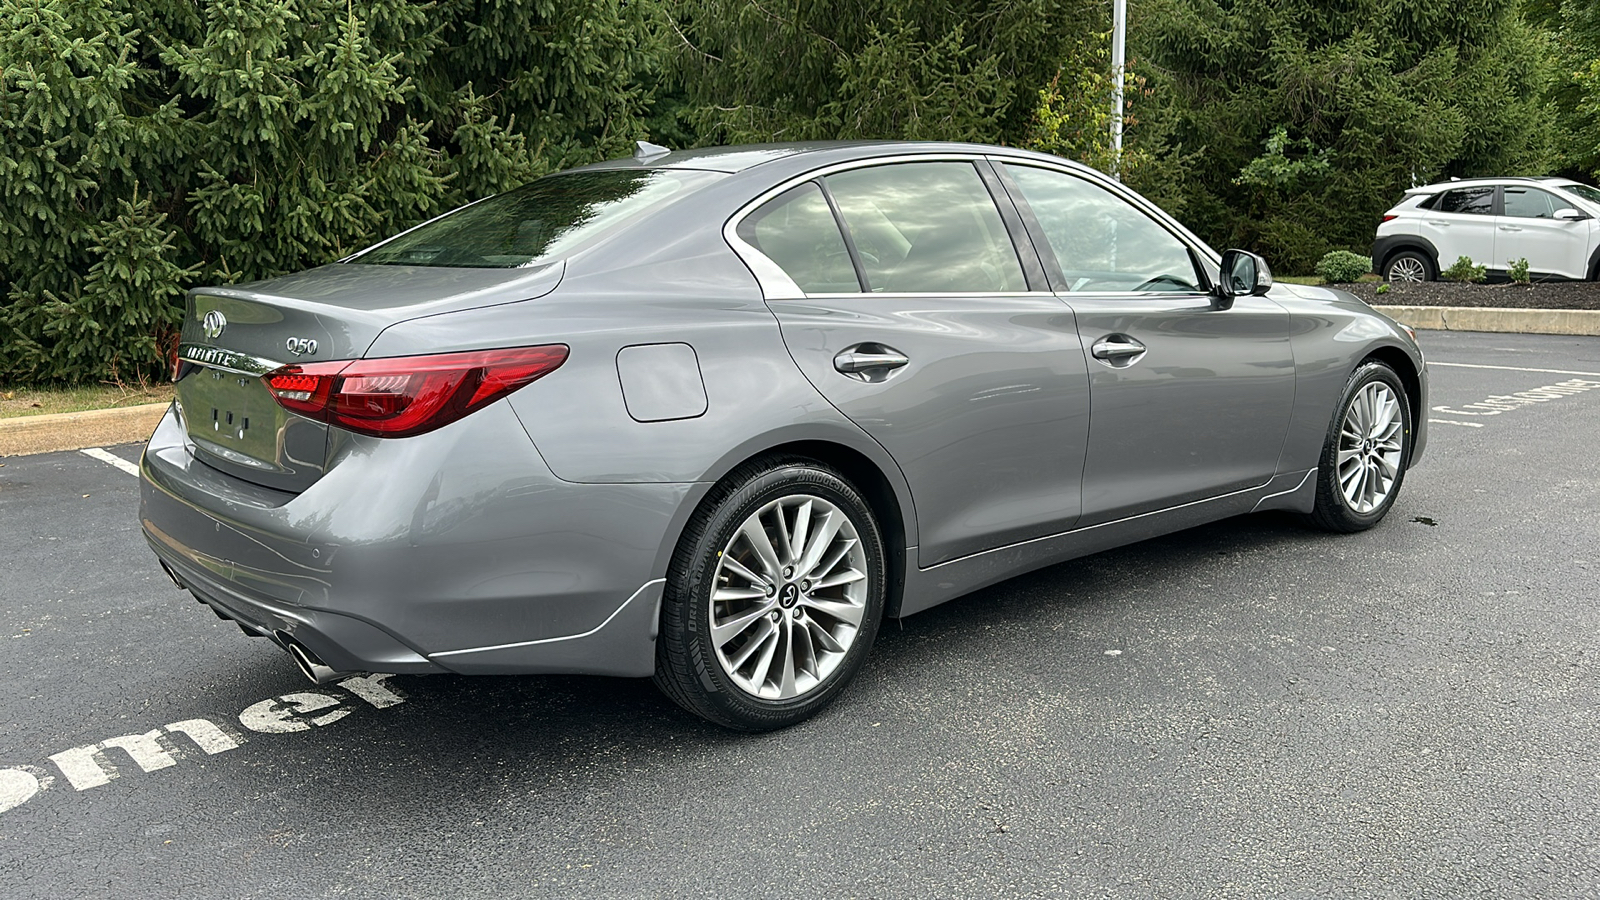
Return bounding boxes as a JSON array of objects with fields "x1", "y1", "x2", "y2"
[
  {"x1": 351, "y1": 169, "x2": 723, "y2": 268},
  {"x1": 1558, "y1": 183, "x2": 1600, "y2": 206}
]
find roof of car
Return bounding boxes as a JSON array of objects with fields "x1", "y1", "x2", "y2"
[
  {"x1": 567, "y1": 140, "x2": 1100, "y2": 176},
  {"x1": 1406, "y1": 175, "x2": 1582, "y2": 194}
]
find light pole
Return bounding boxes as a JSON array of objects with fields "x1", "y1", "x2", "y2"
[{"x1": 1111, "y1": 0, "x2": 1126, "y2": 180}]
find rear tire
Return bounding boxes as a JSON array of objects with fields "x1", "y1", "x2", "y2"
[
  {"x1": 1383, "y1": 250, "x2": 1434, "y2": 283},
  {"x1": 654, "y1": 457, "x2": 886, "y2": 732},
  {"x1": 1303, "y1": 362, "x2": 1413, "y2": 533}
]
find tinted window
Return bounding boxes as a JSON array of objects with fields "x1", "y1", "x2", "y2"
[
  {"x1": 823, "y1": 162, "x2": 1027, "y2": 293},
  {"x1": 1558, "y1": 183, "x2": 1600, "y2": 206},
  {"x1": 736, "y1": 182, "x2": 860, "y2": 293},
  {"x1": 1004, "y1": 164, "x2": 1202, "y2": 293},
  {"x1": 354, "y1": 169, "x2": 721, "y2": 268},
  {"x1": 1436, "y1": 187, "x2": 1495, "y2": 215},
  {"x1": 1502, "y1": 187, "x2": 1557, "y2": 219}
]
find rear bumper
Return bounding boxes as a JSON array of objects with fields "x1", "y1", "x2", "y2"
[{"x1": 140, "y1": 401, "x2": 692, "y2": 678}]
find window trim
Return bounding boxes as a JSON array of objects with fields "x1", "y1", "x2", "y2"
[{"x1": 814, "y1": 178, "x2": 870, "y2": 292}]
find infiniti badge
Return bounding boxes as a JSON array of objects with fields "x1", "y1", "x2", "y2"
[{"x1": 201, "y1": 310, "x2": 226, "y2": 340}]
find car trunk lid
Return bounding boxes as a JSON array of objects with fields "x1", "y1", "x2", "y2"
[{"x1": 175, "y1": 262, "x2": 564, "y2": 492}]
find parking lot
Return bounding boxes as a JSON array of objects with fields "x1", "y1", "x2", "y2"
[{"x1": 2, "y1": 329, "x2": 1598, "y2": 899}]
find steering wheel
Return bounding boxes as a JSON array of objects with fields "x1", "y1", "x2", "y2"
[
  {"x1": 429, "y1": 247, "x2": 497, "y2": 268},
  {"x1": 1131, "y1": 274, "x2": 1195, "y2": 292}
]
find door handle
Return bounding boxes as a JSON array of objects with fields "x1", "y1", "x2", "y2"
[
  {"x1": 1425, "y1": 220, "x2": 1449, "y2": 226},
  {"x1": 833, "y1": 344, "x2": 909, "y2": 381},
  {"x1": 1091, "y1": 336, "x2": 1146, "y2": 361},
  {"x1": 1498, "y1": 225, "x2": 1523, "y2": 232}
]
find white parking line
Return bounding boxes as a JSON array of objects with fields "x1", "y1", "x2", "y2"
[
  {"x1": 1428, "y1": 418, "x2": 1485, "y2": 428},
  {"x1": 1431, "y1": 362, "x2": 1600, "y2": 378},
  {"x1": 79, "y1": 447, "x2": 140, "y2": 477}
]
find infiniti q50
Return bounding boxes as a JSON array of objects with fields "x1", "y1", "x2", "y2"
[{"x1": 140, "y1": 141, "x2": 1427, "y2": 731}]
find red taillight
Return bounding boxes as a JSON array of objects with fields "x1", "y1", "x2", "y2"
[
  {"x1": 1381, "y1": 214, "x2": 1399, "y2": 223},
  {"x1": 264, "y1": 345, "x2": 568, "y2": 438}
]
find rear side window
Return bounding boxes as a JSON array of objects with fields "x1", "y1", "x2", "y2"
[
  {"x1": 1502, "y1": 187, "x2": 1557, "y2": 219},
  {"x1": 353, "y1": 169, "x2": 723, "y2": 268},
  {"x1": 736, "y1": 182, "x2": 861, "y2": 293},
  {"x1": 1435, "y1": 187, "x2": 1495, "y2": 215},
  {"x1": 823, "y1": 162, "x2": 1027, "y2": 293}
]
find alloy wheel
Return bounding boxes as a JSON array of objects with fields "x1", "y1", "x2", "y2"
[
  {"x1": 1387, "y1": 256, "x2": 1427, "y2": 282},
  {"x1": 709, "y1": 495, "x2": 869, "y2": 700},
  {"x1": 1337, "y1": 381, "x2": 1405, "y2": 514}
]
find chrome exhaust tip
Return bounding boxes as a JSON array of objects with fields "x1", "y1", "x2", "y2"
[
  {"x1": 158, "y1": 559, "x2": 185, "y2": 589},
  {"x1": 284, "y1": 640, "x2": 356, "y2": 685}
]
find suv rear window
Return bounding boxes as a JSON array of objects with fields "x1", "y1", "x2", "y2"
[
  {"x1": 352, "y1": 169, "x2": 723, "y2": 268},
  {"x1": 1435, "y1": 187, "x2": 1495, "y2": 215}
]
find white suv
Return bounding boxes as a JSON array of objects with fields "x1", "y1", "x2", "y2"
[{"x1": 1372, "y1": 177, "x2": 1600, "y2": 282}]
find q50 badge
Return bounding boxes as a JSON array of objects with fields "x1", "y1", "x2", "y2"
[{"x1": 285, "y1": 337, "x2": 319, "y2": 357}]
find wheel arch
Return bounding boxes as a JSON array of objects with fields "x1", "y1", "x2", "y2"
[
  {"x1": 1360, "y1": 345, "x2": 1423, "y2": 458},
  {"x1": 1374, "y1": 237, "x2": 1439, "y2": 277},
  {"x1": 655, "y1": 434, "x2": 916, "y2": 621},
  {"x1": 770, "y1": 440, "x2": 910, "y2": 618}
]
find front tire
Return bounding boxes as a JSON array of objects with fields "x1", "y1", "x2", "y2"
[
  {"x1": 654, "y1": 458, "x2": 887, "y2": 731},
  {"x1": 1304, "y1": 362, "x2": 1413, "y2": 533}
]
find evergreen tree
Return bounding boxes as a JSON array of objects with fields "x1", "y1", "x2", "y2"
[
  {"x1": 1134, "y1": 0, "x2": 1559, "y2": 272},
  {"x1": 0, "y1": 0, "x2": 184, "y2": 381},
  {"x1": 669, "y1": 0, "x2": 1099, "y2": 145},
  {"x1": 0, "y1": 0, "x2": 664, "y2": 384},
  {"x1": 1534, "y1": 0, "x2": 1600, "y2": 179}
]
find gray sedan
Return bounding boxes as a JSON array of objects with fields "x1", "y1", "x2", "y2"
[{"x1": 140, "y1": 141, "x2": 1427, "y2": 731}]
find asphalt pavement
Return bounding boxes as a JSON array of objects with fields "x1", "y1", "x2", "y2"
[{"x1": 3, "y1": 330, "x2": 1599, "y2": 899}]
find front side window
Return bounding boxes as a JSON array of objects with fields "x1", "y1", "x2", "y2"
[
  {"x1": 352, "y1": 169, "x2": 723, "y2": 268},
  {"x1": 736, "y1": 182, "x2": 861, "y2": 293},
  {"x1": 822, "y1": 162, "x2": 1027, "y2": 293},
  {"x1": 1502, "y1": 187, "x2": 1557, "y2": 219},
  {"x1": 1004, "y1": 164, "x2": 1202, "y2": 293},
  {"x1": 1436, "y1": 187, "x2": 1495, "y2": 215}
]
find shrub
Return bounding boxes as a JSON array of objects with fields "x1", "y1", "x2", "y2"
[
  {"x1": 1508, "y1": 257, "x2": 1531, "y2": 283},
  {"x1": 0, "y1": 0, "x2": 664, "y2": 384},
  {"x1": 1376, "y1": 282, "x2": 1391, "y2": 294},
  {"x1": 1442, "y1": 256, "x2": 1488, "y2": 283},
  {"x1": 1314, "y1": 250, "x2": 1372, "y2": 283}
]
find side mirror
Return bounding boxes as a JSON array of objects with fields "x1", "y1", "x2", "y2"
[
  {"x1": 1213, "y1": 249, "x2": 1273, "y2": 310},
  {"x1": 1553, "y1": 207, "x2": 1590, "y2": 221}
]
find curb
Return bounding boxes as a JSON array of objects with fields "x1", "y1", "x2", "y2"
[
  {"x1": 1374, "y1": 305, "x2": 1600, "y2": 337},
  {"x1": 0, "y1": 402, "x2": 168, "y2": 458}
]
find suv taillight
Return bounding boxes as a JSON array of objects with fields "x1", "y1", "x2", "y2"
[
  {"x1": 1380, "y1": 214, "x2": 1399, "y2": 223},
  {"x1": 264, "y1": 345, "x2": 569, "y2": 438}
]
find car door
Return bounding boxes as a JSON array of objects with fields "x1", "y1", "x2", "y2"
[
  {"x1": 1418, "y1": 185, "x2": 1498, "y2": 271},
  {"x1": 1498, "y1": 185, "x2": 1593, "y2": 279},
  {"x1": 731, "y1": 159, "x2": 1091, "y2": 567},
  {"x1": 996, "y1": 161, "x2": 1296, "y2": 526}
]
